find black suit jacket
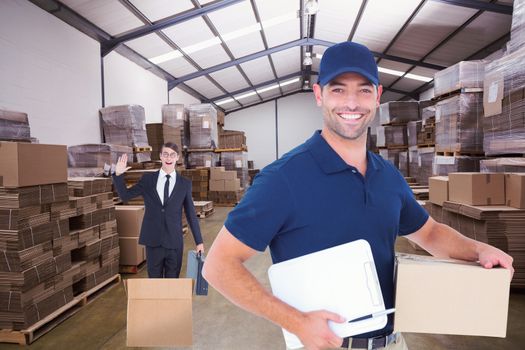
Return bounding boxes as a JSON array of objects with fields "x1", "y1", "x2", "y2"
[{"x1": 112, "y1": 171, "x2": 203, "y2": 249}]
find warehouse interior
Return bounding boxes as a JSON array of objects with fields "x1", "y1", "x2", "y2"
[{"x1": 1, "y1": 0, "x2": 525, "y2": 349}]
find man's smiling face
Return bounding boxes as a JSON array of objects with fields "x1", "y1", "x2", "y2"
[{"x1": 314, "y1": 72, "x2": 382, "y2": 142}]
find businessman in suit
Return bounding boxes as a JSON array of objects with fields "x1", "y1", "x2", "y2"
[{"x1": 113, "y1": 142, "x2": 204, "y2": 278}]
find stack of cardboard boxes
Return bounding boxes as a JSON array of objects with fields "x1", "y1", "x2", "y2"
[
  {"x1": 407, "y1": 104, "x2": 436, "y2": 186},
  {"x1": 432, "y1": 61, "x2": 486, "y2": 177},
  {"x1": 208, "y1": 167, "x2": 243, "y2": 206},
  {"x1": 66, "y1": 177, "x2": 119, "y2": 294},
  {"x1": 0, "y1": 109, "x2": 31, "y2": 142},
  {"x1": 187, "y1": 104, "x2": 219, "y2": 169},
  {"x1": 67, "y1": 143, "x2": 133, "y2": 177},
  {"x1": 427, "y1": 172, "x2": 525, "y2": 287},
  {"x1": 377, "y1": 101, "x2": 420, "y2": 177},
  {"x1": 115, "y1": 206, "x2": 146, "y2": 268},
  {"x1": 218, "y1": 130, "x2": 246, "y2": 149},
  {"x1": 181, "y1": 169, "x2": 210, "y2": 202},
  {"x1": 0, "y1": 142, "x2": 119, "y2": 331},
  {"x1": 100, "y1": 105, "x2": 151, "y2": 163}
]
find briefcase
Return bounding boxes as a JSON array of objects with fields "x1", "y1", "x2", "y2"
[{"x1": 186, "y1": 250, "x2": 208, "y2": 296}]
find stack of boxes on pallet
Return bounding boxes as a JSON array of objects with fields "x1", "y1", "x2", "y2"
[
  {"x1": 114, "y1": 206, "x2": 146, "y2": 269},
  {"x1": 407, "y1": 104, "x2": 435, "y2": 186},
  {"x1": 209, "y1": 167, "x2": 243, "y2": 206},
  {"x1": 0, "y1": 142, "x2": 119, "y2": 331},
  {"x1": 0, "y1": 109, "x2": 31, "y2": 142},
  {"x1": 377, "y1": 101, "x2": 420, "y2": 177},
  {"x1": 67, "y1": 144, "x2": 133, "y2": 177},
  {"x1": 67, "y1": 177, "x2": 119, "y2": 294},
  {"x1": 483, "y1": 26, "x2": 525, "y2": 158},
  {"x1": 427, "y1": 173, "x2": 525, "y2": 288},
  {"x1": 100, "y1": 105, "x2": 152, "y2": 163},
  {"x1": 146, "y1": 104, "x2": 188, "y2": 166},
  {"x1": 187, "y1": 104, "x2": 219, "y2": 168},
  {"x1": 433, "y1": 61, "x2": 486, "y2": 176},
  {"x1": 180, "y1": 168, "x2": 210, "y2": 201}
]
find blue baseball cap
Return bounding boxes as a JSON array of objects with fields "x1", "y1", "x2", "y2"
[{"x1": 318, "y1": 41, "x2": 379, "y2": 86}]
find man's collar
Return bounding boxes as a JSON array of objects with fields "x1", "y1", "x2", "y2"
[
  {"x1": 306, "y1": 130, "x2": 383, "y2": 174},
  {"x1": 159, "y1": 168, "x2": 176, "y2": 177}
]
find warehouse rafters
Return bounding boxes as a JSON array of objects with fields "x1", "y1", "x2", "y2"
[{"x1": 31, "y1": 0, "x2": 513, "y2": 113}]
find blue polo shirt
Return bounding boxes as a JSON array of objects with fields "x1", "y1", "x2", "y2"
[{"x1": 225, "y1": 130, "x2": 428, "y2": 337}]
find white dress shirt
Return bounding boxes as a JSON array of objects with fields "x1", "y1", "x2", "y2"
[{"x1": 157, "y1": 169, "x2": 176, "y2": 205}]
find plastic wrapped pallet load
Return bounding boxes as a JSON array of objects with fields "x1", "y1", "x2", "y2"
[
  {"x1": 435, "y1": 93, "x2": 484, "y2": 154},
  {"x1": 433, "y1": 61, "x2": 485, "y2": 97},
  {"x1": 188, "y1": 104, "x2": 218, "y2": 149},
  {"x1": 483, "y1": 45, "x2": 525, "y2": 155},
  {"x1": 0, "y1": 109, "x2": 31, "y2": 141}
]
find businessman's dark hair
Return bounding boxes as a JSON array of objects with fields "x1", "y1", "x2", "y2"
[{"x1": 162, "y1": 142, "x2": 179, "y2": 154}]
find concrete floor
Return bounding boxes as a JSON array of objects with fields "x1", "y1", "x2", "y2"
[{"x1": 3, "y1": 206, "x2": 524, "y2": 350}]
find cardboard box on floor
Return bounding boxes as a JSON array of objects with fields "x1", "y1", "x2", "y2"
[
  {"x1": 448, "y1": 172, "x2": 505, "y2": 205},
  {"x1": 0, "y1": 142, "x2": 67, "y2": 187},
  {"x1": 126, "y1": 278, "x2": 193, "y2": 347},
  {"x1": 115, "y1": 205, "x2": 144, "y2": 237},
  {"x1": 505, "y1": 173, "x2": 525, "y2": 209},
  {"x1": 429, "y1": 176, "x2": 449, "y2": 206},
  {"x1": 394, "y1": 254, "x2": 510, "y2": 337},
  {"x1": 209, "y1": 179, "x2": 225, "y2": 191},
  {"x1": 119, "y1": 237, "x2": 146, "y2": 265}
]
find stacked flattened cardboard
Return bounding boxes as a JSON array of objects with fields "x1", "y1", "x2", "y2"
[
  {"x1": 407, "y1": 104, "x2": 436, "y2": 186},
  {"x1": 208, "y1": 167, "x2": 244, "y2": 206},
  {"x1": 67, "y1": 144, "x2": 133, "y2": 177},
  {"x1": 181, "y1": 169, "x2": 210, "y2": 201},
  {"x1": 162, "y1": 104, "x2": 189, "y2": 151},
  {"x1": 67, "y1": 178, "x2": 119, "y2": 294},
  {"x1": 508, "y1": 0, "x2": 525, "y2": 54},
  {"x1": 432, "y1": 154, "x2": 482, "y2": 176},
  {"x1": 435, "y1": 92, "x2": 484, "y2": 154},
  {"x1": 429, "y1": 61, "x2": 487, "y2": 181},
  {"x1": 483, "y1": 44, "x2": 525, "y2": 155},
  {"x1": 220, "y1": 151, "x2": 249, "y2": 189},
  {"x1": 0, "y1": 143, "x2": 74, "y2": 330},
  {"x1": 187, "y1": 152, "x2": 218, "y2": 169},
  {"x1": 100, "y1": 105, "x2": 151, "y2": 163},
  {"x1": 218, "y1": 130, "x2": 246, "y2": 149},
  {"x1": 377, "y1": 101, "x2": 420, "y2": 177},
  {"x1": 0, "y1": 110, "x2": 31, "y2": 142},
  {"x1": 481, "y1": 158, "x2": 525, "y2": 173},
  {"x1": 427, "y1": 173, "x2": 525, "y2": 287},
  {"x1": 188, "y1": 104, "x2": 218, "y2": 149},
  {"x1": 433, "y1": 61, "x2": 486, "y2": 97},
  {"x1": 248, "y1": 169, "x2": 260, "y2": 186}
]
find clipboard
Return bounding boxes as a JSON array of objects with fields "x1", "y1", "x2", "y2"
[{"x1": 268, "y1": 239, "x2": 387, "y2": 349}]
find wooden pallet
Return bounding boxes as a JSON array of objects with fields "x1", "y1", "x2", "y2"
[
  {"x1": 432, "y1": 87, "x2": 483, "y2": 102},
  {"x1": 187, "y1": 148, "x2": 215, "y2": 152},
  {"x1": 214, "y1": 145, "x2": 248, "y2": 152},
  {"x1": 0, "y1": 274, "x2": 121, "y2": 345},
  {"x1": 120, "y1": 260, "x2": 147, "y2": 274},
  {"x1": 435, "y1": 150, "x2": 485, "y2": 157},
  {"x1": 197, "y1": 208, "x2": 215, "y2": 219},
  {"x1": 417, "y1": 143, "x2": 435, "y2": 148},
  {"x1": 213, "y1": 203, "x2": 238, "y2": 207}
]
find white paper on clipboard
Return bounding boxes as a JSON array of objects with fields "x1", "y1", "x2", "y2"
[{"x1": 268, "y1": 239, "x2": 387, "y2": 349}]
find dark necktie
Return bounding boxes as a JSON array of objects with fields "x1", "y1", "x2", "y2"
[{"x1": 164, "y1": 174, "x2": 170, "y2": 206}]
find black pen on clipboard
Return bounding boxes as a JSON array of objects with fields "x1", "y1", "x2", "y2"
[{"x1": 347, "y1": 308, "x2": 396, "y2": 323}]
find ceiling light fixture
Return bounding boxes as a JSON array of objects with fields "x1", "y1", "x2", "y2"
[
  {"x1": 149, "y1": 11, "x2": 297, "y2": 65},
  {"x1": 304, "y1": 0, "x2": 319, "y2": 15}
]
